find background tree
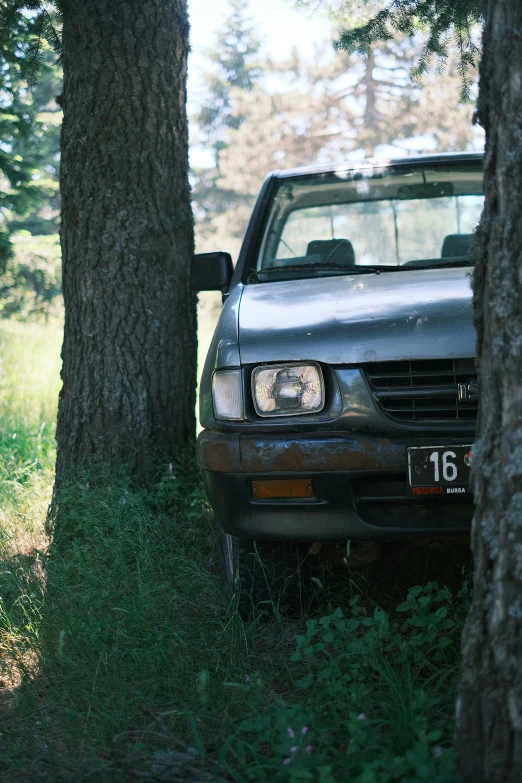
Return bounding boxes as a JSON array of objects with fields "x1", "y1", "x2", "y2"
[
  {"x1": 0, "y1": 2, "x2": 62, "y2": 322},
  {"x1": 324, "y1": 1, "x2": 522, "y2": 780},
  {"x1": 7, "y1": 50, "x2": 61, "y2": 238},
  {"x1": 191, "y1": 0, "x2": 261, "y2": 236},
  {"x1": 0, "y1": 4, "x2": 59, "y2": 265}
]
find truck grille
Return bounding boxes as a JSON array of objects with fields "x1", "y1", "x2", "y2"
[{"x1": 364, "y1": 358, "x2": 478, "y2": 422}]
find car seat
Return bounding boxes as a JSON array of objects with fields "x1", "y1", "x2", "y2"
[
  {"x1": 306, "y1": 239, "x2": 355, "y2": 266},
  {"x1": 441, "y1": 234, "x2": 473, "y2": 258}
]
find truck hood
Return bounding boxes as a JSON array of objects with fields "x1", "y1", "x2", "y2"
[{"x1": 238, "y1": 267, "x2": 475, "y2": 365}]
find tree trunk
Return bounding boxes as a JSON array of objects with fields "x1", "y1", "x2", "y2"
[
  {"x1": 361, "y1": 50, "x2": 377, "y2": 157},
  {"x1": 56, "y1": 0, "x2": 196, "y2": 481},
  {"x1": 455, "y1": 2, "x2": 522, "y2": 780}
]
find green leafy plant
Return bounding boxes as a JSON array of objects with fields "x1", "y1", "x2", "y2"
[{"x1": 225, "y1": 583, "x2": 469, "y2": 781}]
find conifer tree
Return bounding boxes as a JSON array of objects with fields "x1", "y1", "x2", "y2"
[
  {"x1": 196, "y1": 0, "x2": 261, "y2": 142},
  {"x1": 192, "y1": 0, "x2": 261, "y2": 234},
  {"x1": 6, "y1": 51, "x2": 62, "y2": 238},
  {"x1": 0, "y1": 3, "x2": 58, "y2": 263}
]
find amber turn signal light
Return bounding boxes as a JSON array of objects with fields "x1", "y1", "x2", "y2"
[{"x1": 252, "y1": 478, "x2": 314, "y2": 499}]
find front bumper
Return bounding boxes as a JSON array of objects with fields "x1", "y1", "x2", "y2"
[{"x1": 198, "y1": 431, "x2": 474, "y2": 541}]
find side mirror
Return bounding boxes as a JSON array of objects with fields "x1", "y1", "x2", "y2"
[{"x1": 191, "y1": 252, "x2": 233, "y2": 292}]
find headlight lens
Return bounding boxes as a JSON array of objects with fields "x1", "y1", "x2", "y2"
[
  {"x1": 212, "y1": 369, "x2": 243, "y2": 420},
  {"x1": 252, "y1": 363, "x2": 324, "y2": 417}
]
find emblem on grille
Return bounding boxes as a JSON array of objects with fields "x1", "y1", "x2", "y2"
[{"x1": 458, "y1": 380, "x2": 479, "y2": 403}]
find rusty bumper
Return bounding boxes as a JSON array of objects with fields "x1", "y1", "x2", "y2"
[
  {"x1": 198, "y1": 430, "x2": 473, "y2": 540},
  {"x1": 198, "y1": 430, "x2": 406, "y2": 474}
]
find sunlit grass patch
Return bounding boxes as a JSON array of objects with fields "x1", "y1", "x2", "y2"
[
  {"x1": 0, "y1": 321, "x2": 61, "y2": 547},
  {"x1": 0, "y1": 321, "x2": 60, "y2": 717}
]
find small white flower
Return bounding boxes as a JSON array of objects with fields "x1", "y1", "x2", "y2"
[{"x1": 357, "y1": 713, "x2": 367, "y2": 720}]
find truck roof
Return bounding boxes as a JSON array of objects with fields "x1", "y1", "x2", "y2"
[{"x1": 272, "y1": 151, "x2": 484, "y2": 180}]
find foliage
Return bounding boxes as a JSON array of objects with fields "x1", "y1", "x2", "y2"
[
  {"x1": 0, "y1": 2, "x2": 62, "y2": 262},
  {"x1": 331, "y1": 0, "x2": 482, "y2": 101},
  {"x1": 7, "y1": 53, "x2": 62, "y2": 238},
  {"x1": 0, "y1": 2, "x2": 62, "y2": 86},
  {"x1": 227, "y1": 584, "x2": 468, "y2": 781},
  {"x1": 0, "y1": 234, "x2": 62, "y2": 321}
]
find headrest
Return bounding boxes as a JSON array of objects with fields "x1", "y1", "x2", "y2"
[
  {"x1": 441, "y1": 234, "x2": 473, "y2": 258},
  {"x1": 306, "y1": 239, "x2": 355, "y2": 266}
]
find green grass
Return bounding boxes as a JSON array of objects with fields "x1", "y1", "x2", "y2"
[
  {"x1": 0, "y1": 321, "x2": 468, "y2": 782},
  {"x1": 0, "y1": 321, "x2": 61, "y2": 544}
]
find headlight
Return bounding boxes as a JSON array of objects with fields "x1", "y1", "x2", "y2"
[
  {"x1": 212, "y1": 369, "x2": 243, "y2": 420},
  {"x1": 252, "y1": 363, "x2": 324, "y2": 417}
]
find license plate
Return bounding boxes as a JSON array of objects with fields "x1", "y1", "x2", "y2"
[{"x1": 407, "y1": 445, "x2": 472, "y2": 496}]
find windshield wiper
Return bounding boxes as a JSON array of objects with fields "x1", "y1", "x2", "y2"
[
  {"x1": 405, "y1": 258, "x2": 474, "y2": 270},
  {"x1": 251, "y1": 264, "x2": 398, "y2": 281},
  {"x1": 427, "y1": 259, "x2": 474, "y2": 268}
]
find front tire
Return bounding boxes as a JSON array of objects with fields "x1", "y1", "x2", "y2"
[{"x1": 218, "y1": 528, "x2": 312, "y2": 617}]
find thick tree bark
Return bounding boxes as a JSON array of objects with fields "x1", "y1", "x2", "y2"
[
  {"x1": 455, "y1": 2, "x2": 522, "y2": 780},
  {"x1": 56, "y1": 0, "x2": 196, "y2": 481}
]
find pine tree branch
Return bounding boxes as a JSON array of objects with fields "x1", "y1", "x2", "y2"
[
  {"x1": 334, "y1": 0, "x2": 482, "y2": 102},
  {"x1": 1, "y1": 1, "x2": 63, "y2": 87}
]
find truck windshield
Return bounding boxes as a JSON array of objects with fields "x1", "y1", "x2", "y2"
[{"x1": 255, "y1": 162, "x2": 484, "y2": 281}]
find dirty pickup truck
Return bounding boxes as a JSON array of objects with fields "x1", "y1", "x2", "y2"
[{"x1": 191, "y1": 152, "x2": 483, "y2": 613}]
